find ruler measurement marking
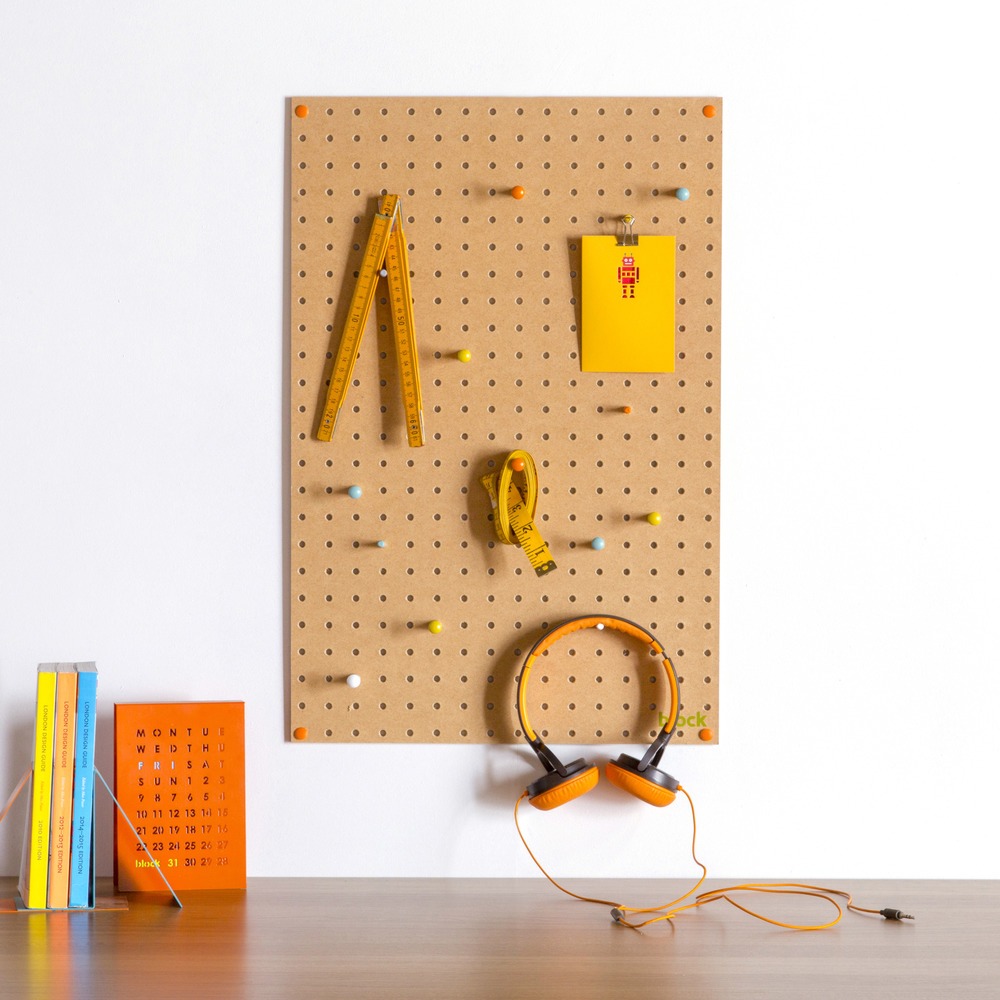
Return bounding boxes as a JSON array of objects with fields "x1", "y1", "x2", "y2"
[{"x1": 317, "y1": 195, "x2": 424, "y2": 446}]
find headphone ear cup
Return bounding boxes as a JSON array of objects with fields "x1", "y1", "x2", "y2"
[
  {"x1": 527, "y1": 762, "x2": 599, "y2": 810},
  {"x1": 606, "y1": 754, "x2": 678, "y2": 808}
]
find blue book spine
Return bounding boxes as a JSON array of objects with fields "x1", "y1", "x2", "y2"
[{"x1": 68, "y1": 663, "x2": 98, "y2": 908}]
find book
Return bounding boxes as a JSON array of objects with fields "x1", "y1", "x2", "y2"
[
  {"x1": 68, "y1": 662, "x2": 98, "y2": 908},
  {"x1": 18, "y1": 664, "x2": 59, "y2": 909},
  {"x1": 47, "y1": 664, "x2": 79, "y2": 908},
  {"x1": 114, "y1": 702, "x2": 246, "y2": 891}
]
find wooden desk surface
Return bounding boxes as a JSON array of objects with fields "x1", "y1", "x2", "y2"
[{"x1": 2, "y1": 877, "x2": 997, "y2": 999}]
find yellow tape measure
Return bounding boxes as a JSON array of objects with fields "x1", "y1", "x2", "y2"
[
  {"x1": 480, "y1": 450, "x2": 557, "y2": 577},
  {"x1": 317, "y1": 194, "x2": 425, "y2": 447}
]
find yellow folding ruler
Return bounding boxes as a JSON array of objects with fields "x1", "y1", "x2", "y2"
[
  {"x1": 480, "y1": 450, "x2": 557, "y2": 577},
  {"x1": 317, "y1": 194, "x2": 425, "y2": 446}
]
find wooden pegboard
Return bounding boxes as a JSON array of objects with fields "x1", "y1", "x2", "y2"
[{"x1": 288, "y1": 97, "x2": 721, "y2": 745}]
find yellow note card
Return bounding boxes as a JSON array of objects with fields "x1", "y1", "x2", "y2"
[{"x1": 581, "y1": 235, "x2": 675, "y2": 373}]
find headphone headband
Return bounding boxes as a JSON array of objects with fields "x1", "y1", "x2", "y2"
[
  {"x1": 516, "y1": 615, "x2": 679, "y2": 777},
  {"x1": 528, "y1": 615, "x2": 665, "y2": 660}
]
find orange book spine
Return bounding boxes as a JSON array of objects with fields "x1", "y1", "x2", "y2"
[{"x1": 47, "y1": 666, "x2": 78, "y2": 908}]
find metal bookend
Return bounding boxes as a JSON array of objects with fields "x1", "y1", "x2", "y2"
[
  {"x1": 1, "y1": 768, "x2": 127, "y2": 912},
  {"x1": 94, "y1": 768, "x2": 183, "y2": 909}
]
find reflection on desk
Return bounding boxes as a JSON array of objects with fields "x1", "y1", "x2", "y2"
[{"x1": 1, "y1": 877, "x2": 997, "y2": 1000}]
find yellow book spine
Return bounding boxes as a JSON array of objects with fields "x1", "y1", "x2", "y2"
[{"x1": 25, "y1": 668, "x2": 57, "y2": 908}]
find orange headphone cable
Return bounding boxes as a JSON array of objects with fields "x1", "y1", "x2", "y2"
[
  {"x1": 514, "y1": 791, "x2": 620, "y2": 909},
  {"x1": 515, "y1": 785, "x2": 911, "y2": 931},
  {"x1": 513, "y1": 784, "x2": 707, "y2": 914},
  {"x1": 611, "y1": 785, "x2": 707, "y2": 921}
]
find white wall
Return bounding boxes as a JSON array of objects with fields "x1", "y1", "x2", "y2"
[{"x1": 2, "y1": 0, "x2": 997, "y2": 881}]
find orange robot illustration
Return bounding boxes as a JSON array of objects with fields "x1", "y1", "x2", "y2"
[{"x1": 617, "y1": 253, "x2": 639, "y2": 298}]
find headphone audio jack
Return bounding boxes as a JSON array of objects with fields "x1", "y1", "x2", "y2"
[{"x1": 880, "y1": 908, "x2": 915, "y2": 921}]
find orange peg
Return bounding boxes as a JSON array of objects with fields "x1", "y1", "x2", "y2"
[
  {"x1": 511, "y1": 185, "x2": 526, "y2": 200},
  {"x1": 698, "y1": 728, "x2": 714, "y2": 742},
  {"x1": 294, "y1": 104, "x2": 309, "y2": 118},
  {"x1": 623, "y1": 405, "x2": 632, "y2": 414},
  {"x1": 293, "y1": 726, "x2": 309, "y2": 740},
  {"x1": 511, "y1": 457, "x2": 525, "y2": 472},
  {"x1": 702, "y1": 105, "x2": 716, "y2": 118}
]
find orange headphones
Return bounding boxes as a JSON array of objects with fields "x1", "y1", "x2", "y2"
[
  {"x1": 514, "y1": 616, "x2": 917, "y2": 930},
  {"x1": 516, "y1": 615, "x2": 681, "y2": 810}
]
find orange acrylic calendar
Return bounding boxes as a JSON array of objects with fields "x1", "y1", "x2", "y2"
[{"x1": 113, "y1": 702, "x2": 246, "y2": 891}]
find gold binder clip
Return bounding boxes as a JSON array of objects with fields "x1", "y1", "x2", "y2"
[{"x1": 617, "y1": 213, "x2": 639, "y2": 247}]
